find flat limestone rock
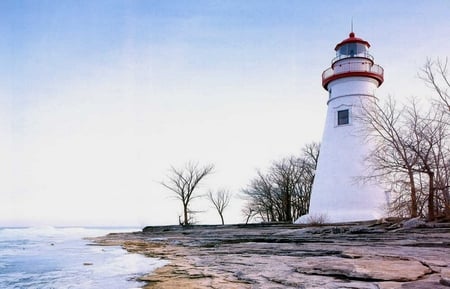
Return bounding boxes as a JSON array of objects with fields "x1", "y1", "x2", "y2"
[
  {"x1": 376, "y1": 281, "x2": 403, "y2": 289},
  {"x1": 91, "y1": 223, "x2": 450, "y2": 289},
  {"x1": 440, "y1": 268, "x2": 450, "y2": 287},
  {"x1": 296, "y1": 256, "x2": 432, "y2": 282}
]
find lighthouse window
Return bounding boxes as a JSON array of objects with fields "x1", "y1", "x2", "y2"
[
  {"x1": 338, "y1": 43, "x2": 367, "y2": 57},
  {"x1": 337, "y1": 109, "x2": 349, "y2": 125}
]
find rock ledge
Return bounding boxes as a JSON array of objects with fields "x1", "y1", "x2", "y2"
[{"x1": 91, "y1": 221, "x2": 450, "y2": 289}]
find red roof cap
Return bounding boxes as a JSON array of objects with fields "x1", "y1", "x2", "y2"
[{"x1": 334, "y1": 32, "x2": 371, "y2": 51}]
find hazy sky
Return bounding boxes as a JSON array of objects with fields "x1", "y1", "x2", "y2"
[{"x1": 2, "y1": 1, "x2": 450, "y2": 227}]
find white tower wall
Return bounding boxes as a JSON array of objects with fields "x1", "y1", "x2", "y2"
[{"x1": 306, "y1": 78, "x2": 385, "y2": 222}]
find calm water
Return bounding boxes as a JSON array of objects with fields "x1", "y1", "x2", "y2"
[{"x1": 0, "y1": 227, "x2": 167, "y2": 289}]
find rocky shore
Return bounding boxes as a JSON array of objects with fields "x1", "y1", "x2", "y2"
[{"x1": 91, "y1": 219, "x2": 450, "y2": 289}]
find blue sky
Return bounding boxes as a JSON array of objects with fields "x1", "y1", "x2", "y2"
[{"x1": 1, "y1": 1, "x2": 450, "y2": 226}]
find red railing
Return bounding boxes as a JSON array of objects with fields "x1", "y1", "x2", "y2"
[{"x1": 322, "y1": 63, "x2": 384, "y2": 89}]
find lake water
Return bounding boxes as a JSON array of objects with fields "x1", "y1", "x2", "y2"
[{"x1": 0, "y1": 226, "x2": 167, "y2": 289}]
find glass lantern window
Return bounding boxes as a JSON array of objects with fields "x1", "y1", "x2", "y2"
[{"x1": 337, "y1": 43, "x2": 367, "y2": 57}]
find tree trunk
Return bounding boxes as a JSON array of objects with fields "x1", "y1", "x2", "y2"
[
  {"x1": 443, "y1": 187, "x2": 450, "y2": 217},
  {"x1": 220, "y1": 213, "x2": 224, "y2": 225},
  {"x1": 408, "y1": 170, "x2": 418, "y2": 218},
  {"x1": 284, "y1": 191, "x2": 292, "y2": 222},
  {"x1": 428, "y1": 172, "x2": 435, "y2": 221},
  {"x1": 245, "y1": 215, "x2": 250, "y2": 224},
  {"x1": 183, "y1": 204, "x2": 189, "y2": 226}
]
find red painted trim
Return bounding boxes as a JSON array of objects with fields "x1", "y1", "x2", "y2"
[{"x1": 322, "y1": 71, "x2": 384, "y2": 90}]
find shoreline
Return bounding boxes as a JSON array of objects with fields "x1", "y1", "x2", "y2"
[{"x1": 91, "y1": 221, "x2": 450, "y2": 289}]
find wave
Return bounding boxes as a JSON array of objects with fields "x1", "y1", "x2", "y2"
[{"x1": 0, "y1": 226, "x2": 167, "y2": 289}]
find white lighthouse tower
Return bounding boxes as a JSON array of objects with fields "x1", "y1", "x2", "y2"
[{"x1": 297, "y1": 32, "x2": 386, "y2": 223}]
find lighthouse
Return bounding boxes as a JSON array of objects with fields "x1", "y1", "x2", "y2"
[{"x1": 297, "y1": 32, "x2": 386, "y2": 223}]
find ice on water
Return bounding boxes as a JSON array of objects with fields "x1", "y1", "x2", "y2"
[{"x1": 0, "y1": 227, "x2": 167, "y2": 289}]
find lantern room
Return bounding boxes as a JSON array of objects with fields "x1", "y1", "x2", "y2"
[
  {"x1": 333, "y1": 32, "x2": 372, "y2": 62},
  {"x1": 322, "y1": 32, "x2": 384, "y2": 90}
]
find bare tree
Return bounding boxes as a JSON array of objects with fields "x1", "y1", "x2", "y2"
[
  {"x1": 269, "y1": 156, "x2": 301, "y2": 222},
  {"x1": 420, "y1": 58, "x2": 450, "y2": 112},
  {"x1": 420, "y1": 58, "x2": 450, "y2": 218},
  {"x1": 358, "y1": 96, "x2": 420, "y2": 217},
  {"x1": 161, "y1": 162, "x2": 214, "y2": 226},
  {"x1": 404, "y1": 100, "x2": 450, "y2": 220},
  {"x1": 208, "y1": 189, "x2": 232, "y2": 225},
  {"x1": 242, "y1": 171, "x2": 277, "y2": 222},
  {"x1": 242, "y1": 142, "x2": 319, "y2": 223},
  {"x1": 241, "y1": 204, "x2": 256, "y2": 224},
  {"x1": 302, "y1": 142, "x2": 320, "y2": 169},
  {"x1": 295, "y1": 142, "x2": 320, "y2": 217},
  {"x1": 359, "y1": 95, "x2": 450, "y2": 220}
]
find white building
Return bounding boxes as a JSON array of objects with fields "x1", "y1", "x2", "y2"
[{"x1": 297, "y1": 32, "x2": 387, "y2": 223}]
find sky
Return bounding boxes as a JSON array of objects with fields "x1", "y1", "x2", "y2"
[{"x1": 1, "y1": 0, "x2": 450, "y2": 227}]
